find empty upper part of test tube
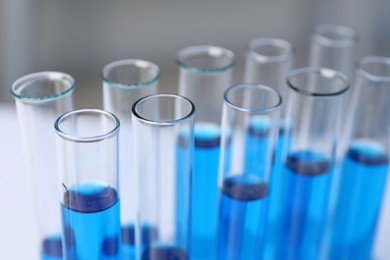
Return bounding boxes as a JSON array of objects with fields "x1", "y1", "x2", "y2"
[
  {"x1": 11, "y1": 71, "x2": 75, "y2": 259},
  {"x1": 101, "y1": 59, "x2": 160, "y2": 255},
  {"x1": 244, "y1": 37, "x2": 294, "y2": 111}
]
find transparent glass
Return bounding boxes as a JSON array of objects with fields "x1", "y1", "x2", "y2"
[
  {"x1": 11, "y1": 72, "x2": 75, "y2": 260},
  {"x1": 243, "y1": 38, "x2": 294, "y2": 258},
  {"x1": 176, "y1": 45, "x2": 235, "y2": 259},
  {"x1": 327, "y1": 57, "x2": 390, "y2": 259},
  {"x1": 309, "y1": 24, "x2": 358, "y2": 78},
  {"x1": 309, "y1": 24, "x2": 358, "y2": 159},
  {"x1": 217, "y1": 84, "x2": 282, "y2": 260},
  {"x1": 280, "y1": 68, "x2": 349, "y2": 259},
  {"x1": 177, "y1": 45, "x2": 235, "y2": 125},
  {"x1": 102, "y1": 59, "x2": 160, "y2": 258},
  {"x1": 55, "y1": 109, "x2": 121, "y2": 260},
  {"x1": 244, "y1": 37, "x2": 294, "y2": 114},
  {"x1": 132, "y1": 94, "x2": 195, "y2": 260}
]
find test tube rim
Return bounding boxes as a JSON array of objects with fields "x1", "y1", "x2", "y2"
[
  {"x1": 175, "y1": 45, "x2": 236, "y2": 73},
  {"x1": 287, "y1": 67, "x2": 349, "y2": 97},
  {"x1": 10, "y1": 71, "x2": 75, "y2": 102},
  {"x1": 356, "y1": 56, "x2": 390, "y2": 83},
  {"x1": 132, "y1": 93, "x2": 195, "y2": 126},
  {"x1": 246, "y1": 37, "x2": 295, "y2": 63},
  {"x1": 224, "y1": 83, "x2": 282, "y2": 113},
  {"x1": 54, "y1": 109, "x2": 120, "y2": 143},
  {"x1": 312, "y1": 24, "x2": 358, "y2": 48},
  {"x1": 101, "y1": 59, "x2": 161, "y2": 88}
]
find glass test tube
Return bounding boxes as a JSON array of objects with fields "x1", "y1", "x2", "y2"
[
  {"x1": 244, "y1": 37, "x2": 293, "y2": 108},
  {"x1": 11, "y1": 72, "x2": 75, "y2": 260},
  {"x1": 217, "y1": 84, "x2": 282, "y2": 260},
  {"x1": 132, "y1": 94, "x2": 195, "y2": 260},
  {"x1": 176, "y1": 45, "x2": 235, "y2": 260},
  {"x1": 308, "y1": 24, "x2": 358, "y2": 158},
  {"x1": 281, "y1": 68, "x2": 349, "y2": 260},
  {"x1": 327, "y1": 57, "x2": 390, "y2": 259},
  {"x1": 55, "y1": 109, "x2": 121, "y2": 260},
  {"x1": 309, "y1": 24, "x2": 358, "y2": 78},
  {"x1": 101, "y1": 59, "x2": 160, "y2": 259},
  {"x1": 243, "y1": 38, "x2": 294, "y2": 258}
]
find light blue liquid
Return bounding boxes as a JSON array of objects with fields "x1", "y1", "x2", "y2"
[
  {"x1": 41, "y1": 235, "x2": 62, "y2": 260},
  {"x1": 121, "y1": 225, "x2": 136, "y2": 259},
  {"x1": 245, "y1": 118, "x2": 292, "y2": 259},
  {"x1": 328, "y1": 141, "x2": 389, "y2": 259},
  {"x1": 61, "y1": 184, "x2": 121, "y2": 259},
  {"x1": 217, "y1": 174, "x2": 269, "y2": 260},
  {"x1": 142, "y1": 245, "x2": 188, "y2": 260},
  {"x1": 190, "y1": 123, "x2": 220, "y2": 260},
  {"x1": 281, "y1": 151, "x2": 333, "y2": 260},
  {"x1": 263, "y1": 126, "x2": 292, "y2": 259}
]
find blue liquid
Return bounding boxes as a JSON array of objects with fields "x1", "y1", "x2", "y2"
[
  {"x1": 245, "y1": 117, "x2": 270, "y2": 175},
  {"x1": 281, "y1": 151, "x2": 333, "y2": 260},
  {"x1": 244, "y1": 118, "x2": 292, "y2": 259},
  {"x1": 61, "y1": 184, "x2": 121, "y2": 259},
  {"x1": 41, "y1": 235, "x2": 62, "y2": 260},
  {"x1": 218, "y1": 174, "x2": 269, "y2": 260},
  {"x1": 262, "y1": 126, "x2": 292, "y2": 259},
  {"x1": 121, "y1": 224, "x2": 159, "y2": 259},
  {"x1": 328, "y1": 141, "x2": 389, "y2": 259},
  {"x1": 190, "y1": 123, "x2": 221, "y2": 260},
  {"x1": 142, "y1": 246, "x2": 187, "y2": 260},
  {"x1": 121, "y1": 225, "x2": 136, "y2": 259}
]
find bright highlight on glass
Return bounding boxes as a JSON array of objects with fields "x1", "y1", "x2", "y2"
[
  {"x1": 176, "y1": 45, "x2": 235, "y2": 259},
  {"x1": 132, "y1": 94, "x2": 195, "y2": 260},
  {"x1": 281, "y1": 67, "x2": 349, "y2": 259},
  {"x1": 327, "y1": 57, "x2": 390, "y2": 259},
  {"x1": 102, "y1": 59, "x2": 160, "y2": 259},
  {"x1": 11, "y1": 72, "x2": 75, "y2": 260},
  {"x1": 55, "y1": 109, "x2": 121, "y2": 260},
  {"x1": 217, "y1": 84, "x2": 282, "y2": 260}
]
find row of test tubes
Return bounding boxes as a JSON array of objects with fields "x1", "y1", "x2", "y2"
[{"x1": 11, "y1": 24, "x2": 390, "y2": 260}]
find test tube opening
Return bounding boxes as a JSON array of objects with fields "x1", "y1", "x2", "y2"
[
  {"x1": 357, "y1": 56, "x2": 390, "y2": 81},
  {"x1": 132, "y1": 94, "x2": 195, "y2": 124},
  {"x1": 55, "y1": 109, "x2": 120, "y2": 142},
  {"x1": 312, "y1": 24, "x2": 358, "y2": 48},
  {"x1": 224, "y1": 83, "x2": 282, "y2": 113},
  {"x1": 247, "y1": 38, "x2": 294, "y2": 62},
  {"x1": 11, "y1": 71, "x2": 75, "y2": 101},
  {"x1": 101, "y1": 59, "x2": 160, "y2": 87},
  {"x1": 287, "y1": 67, "x2": 349, "y2": 96},
  {"x1": 176, "y1": 45, "x2": 236, "y2": 72}
]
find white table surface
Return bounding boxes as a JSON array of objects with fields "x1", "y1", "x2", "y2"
[{"x1": 1, "y1": 103, "x2": 389, "y2": 260}]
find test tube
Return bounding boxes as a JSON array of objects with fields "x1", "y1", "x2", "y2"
[
  {"x1": 101, "y1": 59, "x2": 160, "y2": 259},
  {"x1": 281, "y1": 68, "x2": 349, "y2": 259},
  {"x1": 11, "y1": 72, "x2": 75, "y2": 260},
  {"x1": 132, "y1": 94, "x2": 195, "y2": 260},
  {"x1": 308, "y1": 24, "x2": 358, "y2": 158},
  {"x1": 176, "y1": 45, "x2": 235, "y2": 260},
  {"x1": 217, "y1": 84, "x2": 282, "y2": 260},
  {"x1": 309, "y1": 24, "x2": 358, "y2": 78},
  {"x1": 244, "y1": 37, "x2": 293, "y2": 106},
  {"x1": 55, "y1": 109, "x2": 121, "y2": 259},
  {"x1": 327, "y1": 57, "x2": 390, "y2": 259},
  {"x1": 243, "y1": 38, "x2": 294, "y2": 258}
]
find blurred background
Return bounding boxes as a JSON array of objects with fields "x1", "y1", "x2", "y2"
[{"x1": 1, "y1": 0, "x2": 389, "y2": 107}]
